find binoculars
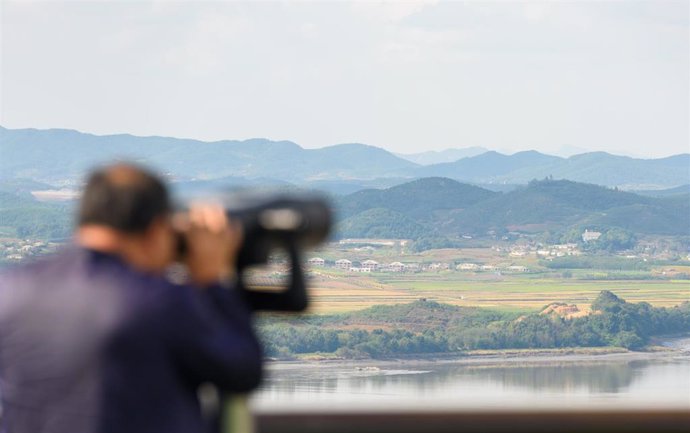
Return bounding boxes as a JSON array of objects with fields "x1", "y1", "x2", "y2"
[{"x1": 178, "y1": 191, "x2": 333, "y2": 312}]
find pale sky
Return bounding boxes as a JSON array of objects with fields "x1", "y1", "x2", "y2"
[{"x1": 1, "y1": 0, "x2": 688, "y2": 158}]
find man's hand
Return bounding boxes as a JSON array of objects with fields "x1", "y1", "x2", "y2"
[{"x1": 178, "y1": 203, "x2": 243, "y2": 287}]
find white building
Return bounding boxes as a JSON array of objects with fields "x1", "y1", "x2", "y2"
[
  {"x1": 427, "y1": 263, "x2": 450, "y2": 271},
  {"x1": 361, "y1": 259, "x2": 380, "y2": 271},
  {"x1": 457, "y1": 263, "x2": 480, "y2": 271},
  {"x1": 405, "y1": 263, "x2": 420, "y2": 272},
  {"x1": 506, "y1": 265, "x2": 528, "y2": 272},
  {"x1": 307, "y1": 257, "x2": 325, "y2": 267},
  {"x1": 582, "y1": 229, "x2": 602, "y2": 242},
  {"x1": 553, "y1": 243, "x2": 578, "y2": 250},
  {"x1": 349, "y1": 267, "x2": 371, "y2": 273},
  {"x1": 387, "y1": 262, "x2": 406, "y2": 272},
  {"x1": 335, "y1": 259, "x2": 352, "y2": 269}
]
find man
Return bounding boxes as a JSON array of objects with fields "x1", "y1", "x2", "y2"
[{"x1": 0, "y1": 164, "x2": 262, "y2": 433}]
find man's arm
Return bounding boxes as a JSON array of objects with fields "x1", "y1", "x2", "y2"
[
  {"x1": 168, "y1": 204, "x2": 262, "y2": 392},
  {"x1": 165, "y1": 282, "x2": 262, "y2": 392}
]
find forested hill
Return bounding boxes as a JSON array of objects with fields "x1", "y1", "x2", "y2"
[
  {"x1": 338, "y1": 177, "x2": 497, "y2": 219},
  {"x1": 336, "y1": 177, "x2": 690, "y2": 241},
  {"x1": 259, "y1": 292, "x2": 690, "y2": 358},
  {"x1": 1, "y1": 175, "x2": 686, "y2": 242},
  {"x1": 0, "y1": 190, "x2": 72, "y2": 239}
]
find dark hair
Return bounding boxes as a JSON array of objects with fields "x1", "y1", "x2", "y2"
[{"x1": 78, "y1": 164, "x2": 171, "y2": 233}]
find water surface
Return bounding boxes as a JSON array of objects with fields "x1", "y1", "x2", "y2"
[{"x1": 252, "y1": 347, "x2": 690, "y2": 413}]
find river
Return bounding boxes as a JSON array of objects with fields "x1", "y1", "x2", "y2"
[{"x1": 251, "y1": 340, "x2": 690, "y2": 413}]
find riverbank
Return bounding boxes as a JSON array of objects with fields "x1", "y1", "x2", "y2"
[{"x1": 265, "y1": 336, "x2": 690, "y2": 371}]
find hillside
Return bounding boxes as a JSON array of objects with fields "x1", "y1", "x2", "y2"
[
  {"x1": 337, "y1": 177, "x2": 497, "y2": 219},
  {"x1": 335, "y1": 178, "x2": 497, "y2": 239},
  {"x1": 0, "y1": 190, "x2": 72, "y2": 239},
  {"x1": 337, "y1": 208, "x2": 427, "y2": 239},
  {"x1": 2, "y1": 175, "x2": 686, "y2": 242},
  {"x1": 336, "y1": 178, "x2": 690, "y2": 241}
]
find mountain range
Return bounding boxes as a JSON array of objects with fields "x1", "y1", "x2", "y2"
[
  {"x1": 412, "y1": 150, "x2": 689, "y2": 188},
  {"x1": 0, "y1": 126, "x2": 687, "y2": 190},
  {"x1": 335, "y1": 178, "x2": 690, "y2": 241},
  {"x1": 1, "y1": 174, "x2": 687, "y2": 242},
  {"x1": 395, "y1": 147, "x2": 488, "y2": 165}
]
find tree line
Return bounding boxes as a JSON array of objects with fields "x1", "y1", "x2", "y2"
[{"x1": 258, "y1": 292, "x2": 690, "y2": 359}]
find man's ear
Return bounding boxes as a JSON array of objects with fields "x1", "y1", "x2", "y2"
[
  {"x1": 146, "y1": 217, "x2": 168, "y2": 238},
  {"x1": 139, "y1": 218, "x2": 164, "y2": 247}
]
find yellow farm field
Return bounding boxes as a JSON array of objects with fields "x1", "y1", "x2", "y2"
[
  {"x1": 307, "y1": 274, "x2": 690, "y2": 314},
  {"x1": 306, "y1": 278, "x2": 420, "y2": 314}
]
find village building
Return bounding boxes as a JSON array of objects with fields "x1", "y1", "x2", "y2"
[
  {"x1": 307, "y1": 257, "x2": 325, "y2": 267},
  {"x1": 506, "y1": 265, "x2": 528, "y2": 272},
  {"x1": 387, "y1": 261, "x2": 406, "y2": 272},
  {"x1": 425, "y1": 262, "x2": 449, "y2": 272},
  {"x1": 349, "y1": 267, "x2": 371, "y2": 273},
  {"x1": 457, "y1": 263, "x2": 480, "y2": 271},
  {"x1": 335, "y1": 259, "x2": 352, "y2": 269},
  {"x1": 553, "y1": 243, "x2": 578, "y2": 250},
  {"x1": 361, "y1": 259, "x2": 380, "y2": 271},
  {"x1": 582, "y1": 229, "x2": 602, "y2": 242}
]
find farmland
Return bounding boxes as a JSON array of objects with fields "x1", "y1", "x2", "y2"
[
  {"x1": 300, "y1": 243, "x2": 690, "y2": 315},
  {"x1": 306, "y1": 271, "x2": 689, "y2": 314}
]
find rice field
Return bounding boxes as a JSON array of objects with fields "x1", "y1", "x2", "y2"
[
  {"x1": 306, "y1": 273, "x2": 690, "y2": 315},
  {"x1": 303, "y1": 244, "x2": 690, "y2": 315}
]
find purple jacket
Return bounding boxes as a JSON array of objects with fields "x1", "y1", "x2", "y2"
[{"x1": 0, "y1": 247, "x2": 262, "y2": 433}]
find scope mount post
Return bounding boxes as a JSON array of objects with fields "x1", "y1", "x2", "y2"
[{"x1": 235, "y1": 242, "x2": 309, "y2": 312}]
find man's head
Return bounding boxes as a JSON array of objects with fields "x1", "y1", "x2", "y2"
[
  {"x1": 77, "y1": 163, "x2": 177, "y2": 273},
  {"x1": 79, "y1": 163, "x2": 171, "y2": 232}
]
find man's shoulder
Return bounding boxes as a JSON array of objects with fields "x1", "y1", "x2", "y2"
[
  {"x1": 0, "y1": 246, "x2": 182, "y2": 302},
  {"x1": 0, "y1": 247, "x2": 77, "y2": 287}
]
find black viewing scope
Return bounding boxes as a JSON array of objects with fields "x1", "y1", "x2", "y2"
[{"x1": 178, "y1": 191, "x2": 332, "y2": 312}]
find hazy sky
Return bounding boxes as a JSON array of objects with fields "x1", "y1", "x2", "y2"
[{"x1": 1, "y1": 0, "x2": 688, "y2": 157}]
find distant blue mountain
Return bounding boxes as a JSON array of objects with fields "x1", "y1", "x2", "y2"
[
  {"x1": 414, "y1": 150, "x2": 561, "y2": 179},
  {"x1": 414, "y1": 150, "x2": 689, "y2": 188},
  {"x1": 0, "y1": 126, "x2": 687, "y2": 188},
  {"x1": 0, "y1": 127, "x2": 417, "y2": 184},
  {"x1": 396, "y1": 147, "x2": 488, "y2": 165}
]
